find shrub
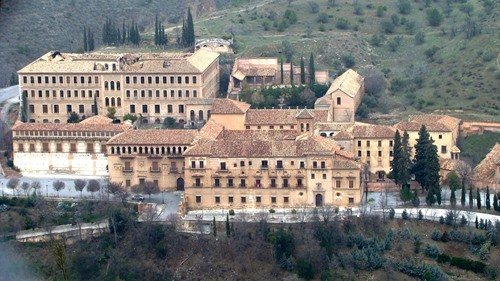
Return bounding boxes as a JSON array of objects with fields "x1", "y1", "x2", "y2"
[
  {"x1": 308, "y1": 1, "x2": 320, "y2": 13},
  {"x1": 389, "y1": 208, "x2": 395, "y2": 219},
  {"x1": 228, "y1": 209, "x2": 235, "y2": 216},
  {"x1": 402, "y1": 209, "x2": 409, "y2": 220},
  {"x1": 414, "y1": 31, "x2": 425, "y2": 45},
  {"x1": 431, "y1": 229, "x2": 442, "y2": 241},
  {"x1": 413, "y1": 235, "x2": 422, "y2": 253},
  {"x1": 425, "y1": 244, "x2": 441, "y2": 258},
  {"x1": 450, "y1": 256, "x2": 486, "y2": 273},
  {"x1": 397, "y1": 0, "x2": 412, "y2": 14},
  {"x1": 417, "y1": 210, "x2": 423, "y2": 220},
  {"x1": 436, "y1": 253, "x2": 450, "y2": 263},
  {"x1": 317, "y1": 13, "x2": 329, "y2": 23},
  {"x1": 392, "y1": 258, "x2": 448, "y2": 280},
  {"x1": 269, "y1": 209, "x2": 276, "y2": 213},
  {"x1": 296, "y1": 259, "x2": 314, "y2": 280},
  {"x1": 426, "y1": 8, "x2": 443, "y2": 26},
  {"x1": 341, "y1": 55, "x2": 356, "y2": 68},
  {"x1": 380, "y1": 20, "x2": 395, "y2": 34},
  {"x1": 445, "y1": 210, "x2": 455, "y2": 226},
  {"x1": 336, "y1": 18, "x2": 350, "y2": 30}
]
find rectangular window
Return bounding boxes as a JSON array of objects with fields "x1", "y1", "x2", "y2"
[
  {"x1": 241, "y1": 196, "x2": 246, "y2": 203},
  {"x1": 178, "y1": 105, "x2": 184, "y2": 113},
  {"x1": 390, "y1": 140, "x2": 393, "y2": 147},
  {"x1": 29, "y1": 105, "x2": 35, "y2": 113},
  {"x1": 191, "y1": 161, "x2": 196, "y2": 169},
  {"x1": 322, "y1": 174, "x2": 327, "y2": 179},
  {"x1": 311, "y1": 174, "x2": 315, "y2": 179},
  {"x1": 438, "y1": 135, "x2": 442, "y2": 139},
  {"x1": 271, "y1": 197, "x2": 276, "y2": 204},
  {"x1": 192, "y1": 76, "x2": 197, "y2": 84},
  {"x1": 313, "y1": 161, "x2": 318, "y2": 169},
  {"x1": 320, "y1": 161, "x2": 326, "y2": 169},
  {"x1": 240, "y1": 161, "x2": 245, "y2": 167},
  {"x1": 87, "y1": 143, "x2": 94, "y2": 153},
  {"x1": 79, "y1": 105, "x2": 84, "y2": 114},
  {"x1": 29, "y1": 144, "x2": 35, "y2": 152},
  {"x1": 261, "y1": 160, "x2": 268, "y2": 169},
  {"x1": 195, "y1": 196, "x2": 201, "y2": 203},
  {"x1": 177, "y1": 76, "x2": 182, "y2": 84},
  {"x1": 55, "y1": 143, "x2": 62, "y2": 152},
  {"x1": 167, "y1": 105, "x2": 173, "y2": 113},
  {"x1": 154, "y1": 104, "x2": 160, "y2": 114},
  {"x1": 185, "y1": 76, "x2": 189, "y2": 84},
  {"x1": 336, "y1": 97, "x2": 341, "y2": 105},
  {"x1": 271, "y1": 179, "x2": 276, "y2": 188},
  {"x1": 276, "y1": 160, "x2": 283, "y2": 169},
  {"x1": 297, "y1": 179, "x2": 303, "y2": 187},
  {"x1": 240, "y1": 179, "x2": 246, "y2": 187},
  {"x1": 199, "y1": 161, "x2": 204, "y2": 168},
  {"x1": 441, "y1": 146, "x2": 447, "y2": 154},
  {"x1": 348, "y1": 197, "x2": 354, "y2": 204},
  {"x1": 17, "y1": 143, "x2": 24, "y2": 152},
  {"x1": 220, "y1": 162, "x2": 226, "y2": 170},
  {"x1": 148, "y1": 76, "x2": 152, "y2": 84},
  {"x1": 378, "y1": 140, "x2": 382, "y2": 147},
  {"x1": 228, "y1": 178, "x2": 234, "y2": 187},
  {"x1": 125, "y1": 76, "x2": 130, "y2": 84},
  {"x1": 42, "y1": 142, "x2": 49, "y2": 152},
  {"x1": 130, "y1": 105, "x2": 136, "y2": 114},
  {"x1": 283, "y1": 179, "x2": 289, "y2": 188},
  {"x1": 54, "y1": 104, "x2": 59, "y2": 113},
  {"x1": 256, "y1": 196, "x2": 261, "y2": 203},
  {"x1": 336, "y1": 180, "x2": 341, "y2": 188},
  {"x1": 284, "y1": 196, "x2": 289, "y2": 204},
  {"x1": 215, "y1": 196, "x2": 220, "y2": 204},
  {"x1": 228, "y1": 196, "x2": 233, "y2": 203},
  {"x1": 42, "y1": 105, "x2": 48, "y2": 113},
  {"x1": 390, "y1": 151, "x2": 393, "y2": 157},
  {"x1": 214, "y1": 178, "x2": 220, "y2": 187},
  {"x1": 66, "y1": 104, "x2": 72, "y2": 113},
  {"x1": 195, "y1": 178, "x2": 201, "y2": 187},
  {"x1": 378, "y1": 151, "x2": 382, "y2": 157},
  {"x1": 142, "y1": 105, "x2": 148, "y2": 113},
  {"x1": 170, "y1": 77, "x2": 174, "y2": 84},
  {"x1": 367, "y1": 151, "x2": 371, "y2": 157},
  {"x1": 140, "y1": 76, "x2": 145, "y2": 84},
  {"x1": 349, "y1": 180, "x2": 354, "y2": 188},
  {"x1": 300, "y1": 161, "x2": 305, "y2": 168}
]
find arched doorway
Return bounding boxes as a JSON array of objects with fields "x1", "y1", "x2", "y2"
[
  {"x1": 315, "y1": 194, "x2": 323, "y2": 207},
  {"x1": 176, "y1": 178, "x2": 185, "y2": 191}
]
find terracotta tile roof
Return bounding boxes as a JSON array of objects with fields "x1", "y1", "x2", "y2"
[
  {"x1": 185, "y1": 130, "x2": 356, "y2": 162},
  {"x1": 351, "y1": 124, "x2": 396, "y2": 139},
  {"x1": 409, "y1": 114, "x2": 460, "y2": 131},
  {"x1": 107, "y1": 129, "x2": 197, "y2": 145},
  {"x1": 333, "y1": 159, "x2": 361, "y2": 169},
  {"x1": 326, "y1": 69, "x2": 364, "y2": 98},
  {"x1": 243, "y1": 109, "x2": 328, "y2": 125},
  {"x1": 245, "y1": 109, "x2": 297, "y2": 125},
  {"x1": 211, "y1": 99, "x2": 251, "y2": 114},
  {"x1": 332, "y1": 130, "x2": 353, "y2": 140},
  {"x1": 315, "y1": 122, "x2": 353, "y2": 132},
  {"x1": 18, "y1": 49, "x2": 218, "y2": 74},
  {"x1": 440, "y1": 158, "x2": 466, "y2": 171},
  {"x1": 231, "y1": 58, "x2": 278, "y2": 79},
  {"x1": 472, "y1": 143, "x2": 500, "y2": 185},
  {"x1": 12, "y1": 119, "x2": 131, "y2": 132},
  {"x1": 197, "y1": 119, "x2": 224, "y2": 140},
  {"x1": 314, "y1": 95, "x2": 332, "y2": 107},
  {"x1": 79, "y1": 115, "x2": 113, "y2": 125},
  {"x1": 394, "y1": 121, "x2": 450, "y2": 132}
]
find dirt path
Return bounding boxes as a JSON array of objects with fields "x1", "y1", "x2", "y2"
[{"x1": 163, "y1": 0, "x2": 271, "y2": 33}]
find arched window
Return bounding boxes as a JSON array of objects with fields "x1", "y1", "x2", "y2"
[
  {"x1": 110, "y1": 81, "x2": 115, "y2": 90},
  {"x1": 207, "y1": 110, "x2": 211, "y2": 119},
  {"x1": 104, "y1": 64, "x2": 109, "y2": 70},
  {"x1": 161, "y1": 147, "x2": 165, "y2": 154},
  {"x1": 105, "y1": 97, "x2": 110, "y2": 107},
  {"x1": 111, "y1": 147, "x2": 115, "y2": 154},
  {"x1": 104, "y1": 81, "x2": 109, "y2": 90},
  {"x1": 54, "y1": 119, "x2": 60, "y2": 123},
  {"x1": 320, "y1": 133, "x2": 327, "y2": 137},
  {"x1": 116, "y1": 81, "x2": 121, "y2": 90},
  {"x1": 190, "y1": 110, "x2": 195, "y2": 121},
  {"x1": 127, "y1": 147, "x2": 131, "y2": 154},
  {"x1": 172, "y1": 147, "x2": 176, "y2": 154},
  {"x1": 122, "y1": 147, "x2": 125, "y2": 154},
  {"x1": 199, "y1": 110, "x2": 204, "y2": 121},
  {"x1": 167, "y1": 147, "x2": 171, "y2": 154},
  {"x1": 139, "y1": 147, "x2": 143, "y2": 154},
  {"x1": 111, "y1": 97, "x2": 116, "y2": 107},
  {"x1": 117, "y1": 97, "x2": 121, "y2": 107},
  {"x1": 112, "y1": 64, "x2": 116, "y2": 71}
]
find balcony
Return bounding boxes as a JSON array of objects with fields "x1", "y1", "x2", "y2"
[
  {"x1": 169, "y1": 167, "x2": 179, "y2": 173},
  {"x1": 122, "y1": 168, "x2": 133, "y2": 173},
  {"x1": 260, "y1": 165, "x2": 268, "y2": 170},
  {"x1": 150, "y1": 167, "x2": 161, "y2": 173}
]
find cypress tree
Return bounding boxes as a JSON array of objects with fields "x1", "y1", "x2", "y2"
[
  {"x1": 300, "y1": 56, "x2": 305, "y2": 84},
  {"x1": 412, "y1": 125, "x2": 440, "y2": 191},
  {"x1": 154, "y1": 14, "x2": 159, "y2": 45},
  {"x1": 401, "y1": 131, "x2": 412, "y2": 185},
  {"x1": 461, "y1": 182, "x2": 466, "y2": 207},
  {"x1": 475, "y1": 216, "x2": 479, "y2": 228},
  {"x1": 225, "y1": 214, "x2": 230, "y2": 237},
  {"x1": 493, "y1": 194, "x2": 498, "y2": 211},
  {"x1": 89, "y1": 31, "x2": 95, "y2": 51},
  {"x1": 450, "y1": 187, "x2": 456, "y2": 207},
  {"x1": 308, "y1": 53, "x2": 315, "y2": 84},
  {"x1": 181, "y1": 8, "x2": 195, "y2": 47},
  {"x1": 122, "y1": 20, "x2": 126, "y2": 44},
  {"x1": 93, "y1": 96, "x2": 98, "y2": 115},
  {"x1": 476, "y1": 188, "x2": 481, "y2": 209},
  {"x1": 469, "y1": 186, "x2": 473, "y2": 209},
  {"x1": 289, "y1": 60, "x2": 294, "y2": 85},
  {"x1": 83, "y1": 27, "x2": 88, "y2": 52},
  {"x1": 436, "y1": 185, "x2": 442, "y2": 205},
  {"x1": 486, "y1": 186, "x2": 491, "y2": 210},
  {"x1": 280, "y1": 58, "x2": 284, "y2": 84},
  {"x1": 391, "y1": 131, "x2": 403, "y2": 185},
  {"x1": 212, "y1": 216, "x2": 217, "y2": 237},
  {"x1": 20, "y1": 91, "x2": 28, "y2": 122}
]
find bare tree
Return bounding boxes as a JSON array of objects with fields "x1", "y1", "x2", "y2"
[
  {"x1": 318, "y1": 205, "x2": 337, "y2": 223},
  {"x1": 6, "y1": 177, "x2": 20, "y2": 196},
  {"x1": 86, "y1": 180, "x2": 100, "y2": 199},
  {"x1": 31, "y1": 181, "x2": 42, "y2": 195},
  {"x1": 52, "y1": 181, "x2": 65, "y2": 197},
  {"x1": 455, "y1": 161, "x2": 473, "y2": 189},
  {"x1": 73, "y1": 179, "x2": 87, "y2": 198},
  {"x1": 132, "y1": 181, "x2": 160, "y2": 201},
  {"x1": 21, "y1": 182, "x2": 31, "y2": 196},
  {"x1": 105, "y1": 182, "x2": 129, "y2": 206}
]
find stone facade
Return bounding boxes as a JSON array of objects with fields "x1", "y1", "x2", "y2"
[
  {"x1": 12, "y1": 115, "x2": 131, "y2": 176},
  {"x1": 17, "y1": 49, "x2": 220, "y2": 125}
]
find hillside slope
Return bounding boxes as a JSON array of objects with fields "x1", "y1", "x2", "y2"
[{"x1": 0, "y1": 0, "x2": 217, "y2": 86}]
